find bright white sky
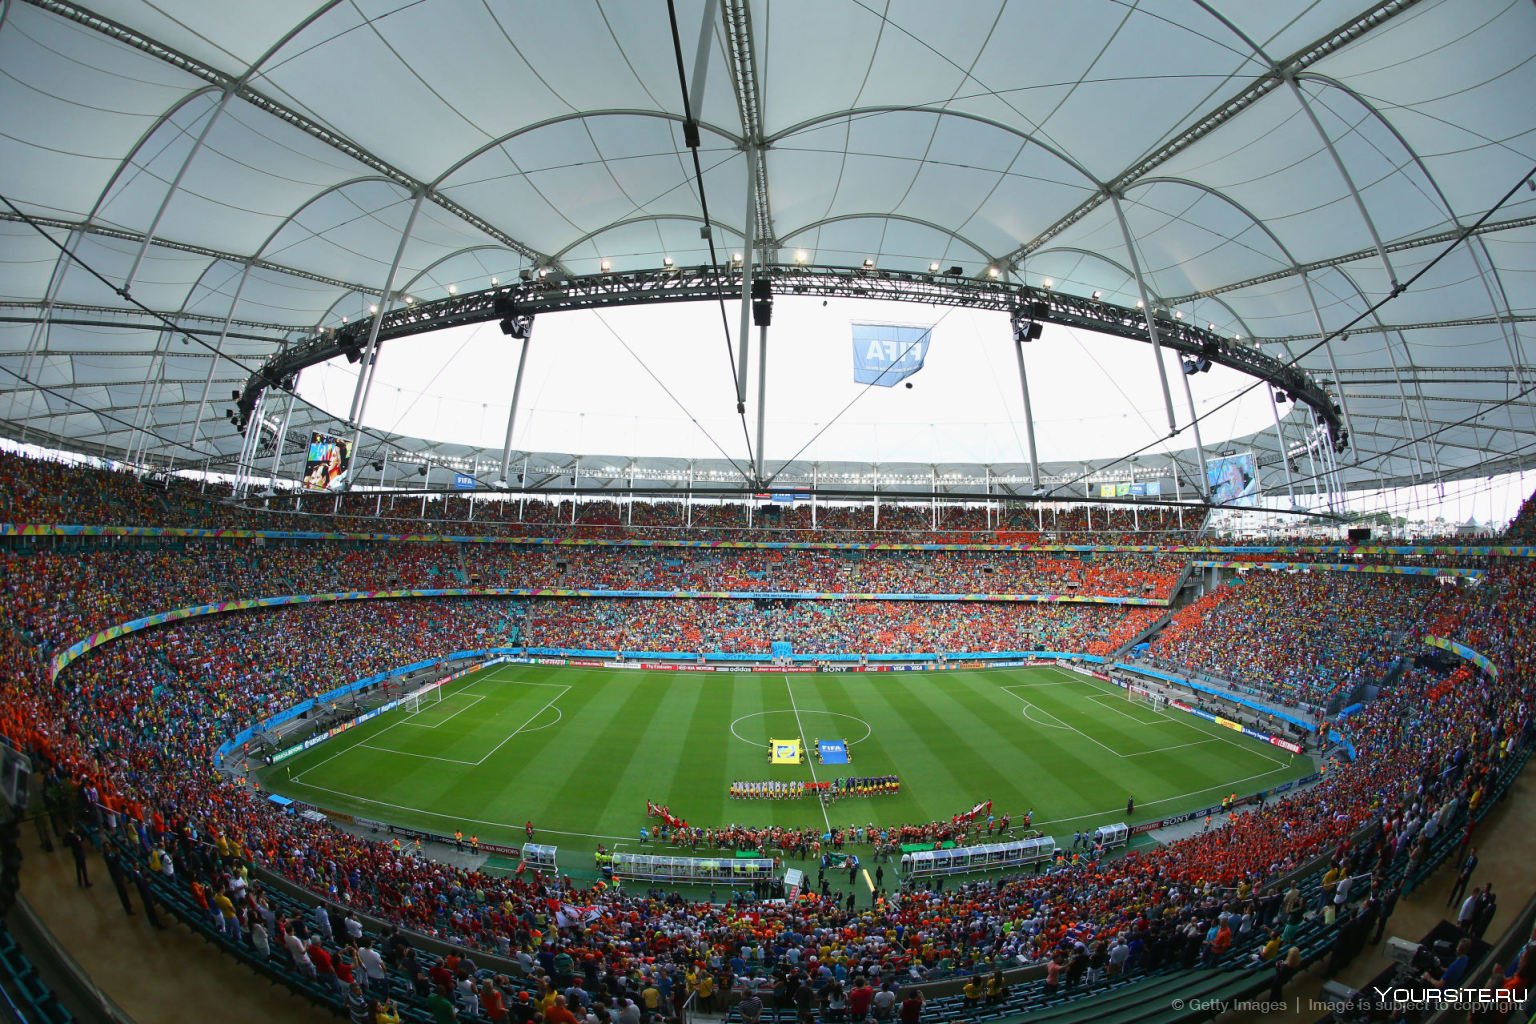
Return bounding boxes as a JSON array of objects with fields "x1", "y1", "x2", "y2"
[{"x1": 297, "y1": 296, "x2": 1286, "y2": 470}]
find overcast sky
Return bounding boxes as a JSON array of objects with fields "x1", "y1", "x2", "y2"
[{"x1": 298, "y1": 295, "x2": 1282, "y2": 471}]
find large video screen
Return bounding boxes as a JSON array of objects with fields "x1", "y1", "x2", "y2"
[
  {"x1": 302, "y1": 432, "x2": 352, "y2": 492},
  {"x1": 1206, "y1": 452, "x2": 1259, "y2": 506}
]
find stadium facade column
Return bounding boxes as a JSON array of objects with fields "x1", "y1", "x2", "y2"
[
  {"x1": 124, "y1": 89, "x2": 234, "y2": 295},
  {"x1": 376, "y1": 450, "x2": 388, "y2": 515},
  {"x1": 1268, "y1": 385, "x2": 1296, "y2": 504},
  {"x1": 1109, "y1": 192, "x2": 1178, "y2": 435},
  {"x1": 1299, "y1": 271, "x2": 1356, "y2": 456},
  {"x1": 346, "y1": 190, "x2": 427, "y2": 465},
  {"x1": 124, "y1": 327, "x2": 170, "y2": 465},
  {"x1": 1010, "y1": 321, "x2": 1043, "y2": 492},
  {"x1": 754, "y1": 323, "x2": 768, "y2": 484},
  {"x1": 187, "y1": 260, "x2": 253, "y2": 455},
  {"x1": 734, "y1": 146, "x2": 759, "y2": 414},
  {"x1": 810, "y1": 464, "x2": 817, "y2": 528},
  {"x1": 18, "y1": 226, "x2": 83, "y2": 440},
  {"x1": 232, "y1": 389, "x2": 265, "y2": 497},
  {"x1": 495, "y1": 316, "x2": 534, "y2": 487},
  {"x1": 1177, "y1": 357, "x2": 1212, "y2": 500},
  {"x1": 267, "y1": 374, "x2": 300, "y2": 491}
]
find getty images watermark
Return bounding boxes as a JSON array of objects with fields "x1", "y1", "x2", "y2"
[{"x1": 1169, "y1": 987, "x2": 1528, "y2": 1015}]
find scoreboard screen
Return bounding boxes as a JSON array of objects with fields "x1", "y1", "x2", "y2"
[{"x1": 302, "y1": 432, "x2": 353, "y2": 491}]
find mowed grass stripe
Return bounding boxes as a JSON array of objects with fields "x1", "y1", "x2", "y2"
[
  {"x1": 320, "y1": 673, "x2": 552, "y2": 825},
  {"x1": 511, "y1": 669, "x2": 647, "y2": 832},
  {"x1": 681, "y1": 674, "x2": 759, "y2": 828},
  {"x1": 583, "y1": 672, "x2": 710, "y2": 832},
  {"x1": 1072, "y1": 675, "x2": 1299, "y2": 778},
  {"x1": 379, "y1": 684, "x2": 552, "y2": 761},
  {"x1": 840, "y1": 675, "x2": 1021, "y2": 825},
  {"x1": 955, "y1": 669, "x2": 1137, "y2": 824},
  {"x1": 262, "y1": 664, "x2": 1316, "y2": 851},
  {"x1": 794, "y1": 675, "x2": 930, "y2": 826}
]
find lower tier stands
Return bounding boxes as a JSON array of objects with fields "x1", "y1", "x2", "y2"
[
  {"x1": 0, "y1": 503, "x2": 1531, "y2": 1022},
  {"x1": 1143, "y1": 571, "x2": 1439, "y2": 711}
]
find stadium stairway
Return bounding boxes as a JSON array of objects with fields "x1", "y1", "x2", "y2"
[{"x1": 0, "y1": 921, "x2": 74, "y2": 1023}]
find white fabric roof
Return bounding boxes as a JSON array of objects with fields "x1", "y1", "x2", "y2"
[{"x1": 1, "y1": 0, "x2": 1533, "y2": 497}]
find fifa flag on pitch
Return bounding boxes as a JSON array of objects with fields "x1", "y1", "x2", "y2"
[
  {"x1": 770, "y1": 738, "x2": 803, "y2": 765},
  {"x1": 852, "y1": 323, "x2": 932, "y2": 386}
]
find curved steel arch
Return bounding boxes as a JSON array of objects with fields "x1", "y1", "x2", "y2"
[
  {"x1": 1115, "y1": 175, "x2": 1381, "y2": 471},
  {"x1": 764, "y1": 105, "x2": 1104, "y2": 192},
  {"x1": 775, "y1": 212, "x2": 999, "y2": 266},
  {"x1": 1024, "y1": 246, "x2": 1154, "y2": 301},
  {"x1": 550, "y1": 213, "x2": 746, "y2": 262},
  {"x1": 396, "y1": 244, "x2": 526, "y2": 298},
  {"x1": 1296, "y1": 71, "x2": 1531, "y2": 396},
  {"x1": 430, "y1": 108, "x2": 744, "y2": 188}
]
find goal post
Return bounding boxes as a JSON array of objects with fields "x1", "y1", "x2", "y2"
[
  {"x1": 1127, "y1": 683, "x2": 1160, "y2": 706},
  {"x1": 402, "y1": 684, "x2": 444, "y2": 715}
]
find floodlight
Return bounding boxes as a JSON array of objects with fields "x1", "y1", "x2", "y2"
[
  {"x1": 447, "y1": 284, "x2": 457, "y2": 295},
  {"x1": 928, "y1": 262, "x2": 940, "y2": 273},
  {"x1": 1042, "y1": 278, "x2": 1053, "y2": 289}
]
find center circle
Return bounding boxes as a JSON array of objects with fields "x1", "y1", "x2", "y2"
[{"x1": 728, "y1": 710, "x2": 873, "y2": 748}]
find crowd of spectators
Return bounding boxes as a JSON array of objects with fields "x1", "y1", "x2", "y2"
[
  {"x1": 2, "y1": 449, "x2": 1534, "y2": 1021},
  {"x1": 1143, "y1": 571, "x2": 1438, "y2": 711},
  {"x1": 0, "y1": 542, "x2": 1525, "y2": 1005},
  {"x1": 477, "y1": 547, "x2": 1184, "y2": 599},
  {"x1": 0, "y1": 449, "x2": 1198, "y2": 544},
  {"x1": 518, "y1": 599, "x2": 1163, "y2": 657},
  {"x1": 1499, "y1": 490, "x2": 1536, "y2": 544}
]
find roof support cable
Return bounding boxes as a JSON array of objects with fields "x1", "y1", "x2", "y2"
[
  {"x1": 665, "y1": 0, "x2": 756, "y2": 481},
  {"x1": 1051, "y1": 159, "x2": 1536, "y2": 500},
  {"x1": 0, "y1": 190, "x2": 418, "y2": 471}
]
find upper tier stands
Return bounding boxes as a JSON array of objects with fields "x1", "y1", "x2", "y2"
[
  {"x1": 1142, "y1": 572, "x2": 1441, "y2": 712},
  {"x1": 0, "y1": 450, "x2": 1196, "y2": 543}
]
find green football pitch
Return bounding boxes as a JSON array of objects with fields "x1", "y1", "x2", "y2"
[{"x1": 262, "y1": 663, "x2": 1310, "y2": 855}]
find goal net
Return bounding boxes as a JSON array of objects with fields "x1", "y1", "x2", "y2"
[
  {"x1": 1127, "y1": 684, "x2": 1163, "y2": 707},
  {"x1": 401, "y1": 685, "x2": 444, "y2": 715}
]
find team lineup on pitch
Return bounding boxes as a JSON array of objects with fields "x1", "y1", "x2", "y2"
[{"x1": 263, "y1": 663, "x2": 1312, "y2": 857}]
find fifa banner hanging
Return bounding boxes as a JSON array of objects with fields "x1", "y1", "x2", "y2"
[
  {"x1": 302, "y1": 432, "x2": 353, "y2": 492},
  {"x1": 770, "y1": 738, "x2": 803, "y2": 765},
  {"x1": 1206, "y1": 451, "x2": 1259, "y2": 506},
  {"x1": 852, "y1": 323, "x2": 932, "y2": 386}
]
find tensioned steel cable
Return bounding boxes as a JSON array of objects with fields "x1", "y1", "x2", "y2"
[
  {"x1": 664, "y1": 0, "x2": 756, "y2": 479},
  {"x1": 1054, "y1": 161, "x2": 1536, "y2": 498},
  {"x1": 0, "y1": 191, "x2": 424, "y2": 472}
]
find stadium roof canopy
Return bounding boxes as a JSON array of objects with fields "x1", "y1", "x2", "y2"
[{"x1": 1, "y1": 0, "x2": 1533, "y2": 503}]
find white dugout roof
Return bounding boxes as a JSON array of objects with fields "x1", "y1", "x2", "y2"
[{"x1": 0, "y1": 0, "x2": 1533, "y2": 498}]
